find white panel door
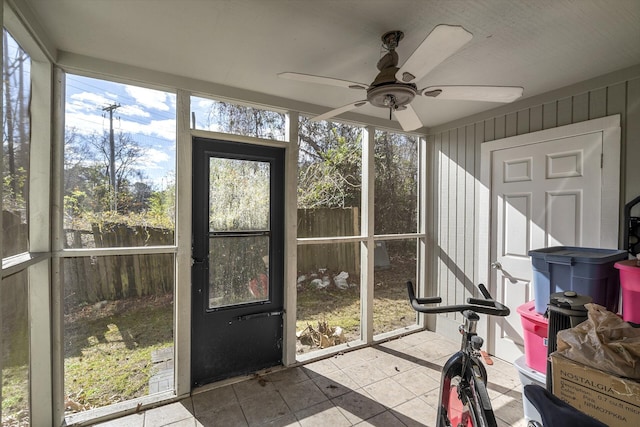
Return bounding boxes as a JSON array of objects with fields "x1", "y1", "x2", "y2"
[
  {"x1": 478, "y1": 116, "x2": 621, "y2": 363},
  {"x1": 492, "y1": 134, "x2": 601, "y2": 361}
]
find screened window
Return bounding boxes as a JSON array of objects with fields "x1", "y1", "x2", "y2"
[
  {"x1": 374, "y1": 130, "x2": 418, "y2": 235},
  {"x1": 1, "y1": 270, "x2": 29, "y2": 426},
  {"x1": 63, "y1": 255, "x2": 174, "y2": 413},
  {"x1": 297, "y1": 116, "x2": 362, "y2": 238},
  {"x1": 190, "y1": 96, "x2": 286, "y2": 141},
  {"x1": 64, "y1": 75, "x2": 176, "y2": 248},
  {"x1": 62, "y1": 75, "x2": 177, "y2": 415},
  {"x1": 296, "y1": 117, "x2": 364, "y2": 354},
  {"x1": 2, "y1": 29, "x2": 31, "y2": 258}
]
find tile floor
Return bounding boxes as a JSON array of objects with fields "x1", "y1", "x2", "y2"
[{"x1": 95, "y1": 330, "x2": 527, "y2": 426}]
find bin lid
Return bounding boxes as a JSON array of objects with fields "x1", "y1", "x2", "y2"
[
  {"x1": 549, "y1": 291, "x2": 591, "y2": 311},
  {"x1": 615, "y1": 259, "x2": 640, "y2": 271},
  {"x1": 528, "y1": 246, "x2": 628, "y2": 264},
  {"x1": 516, "y1": 300, "x2": 548, "y2": 324}
]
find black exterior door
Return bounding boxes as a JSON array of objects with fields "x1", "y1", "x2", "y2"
[{"x1": 191, "y1": 137, "x2": 284, "y2": 387}]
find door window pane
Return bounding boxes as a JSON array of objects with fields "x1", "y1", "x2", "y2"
[
  {"x1": 1, "y1": 271, "x2": 30, "y2": 426},
  {"x1": 374, "y1": 130, "x2": 418, "y2": 234},
  {"x1": 209, "y1": 158, "x2": 270, "y2": 232},
  {"x1": 63, "y1": 255, "x2": 174, "y2": 414},
  {"x1": 2, "y1": 30, "x2": 31, "y2": 258},
  {"x1": 64, "y1": 75, "x2": 176, "y2": 248},
  {"x1": 209, "y1": 235, "x2": 270, "y2": 308}
]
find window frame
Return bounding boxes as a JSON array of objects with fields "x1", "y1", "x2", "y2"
[
  {"x1": 294, "y1": 118, "x2": 427, "y2": 363},
  {"x1": 1, "y1": 4, "x2": 54, "y2": 425}
]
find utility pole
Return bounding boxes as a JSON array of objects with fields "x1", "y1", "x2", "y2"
[{"x1": 102, "y1": 103, "x2": 121, "y2": 211}]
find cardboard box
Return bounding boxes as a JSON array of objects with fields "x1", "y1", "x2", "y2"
[{"x1": 551, "y1": 353, "x2": 640, "y2": 427}]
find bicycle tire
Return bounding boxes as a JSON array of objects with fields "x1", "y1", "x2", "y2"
[
  {"x1": 441, "y1": 372, "x2": 498, "y2": 427},
  {"x1": 444, "y1": 375, "x2": 473, "y2": 427},
  {"x1": 462, "y1": 387, "x2": 480, "y2": 427},
  {"x1": 464, "y1": 378, "x2": 499, "y2": 427}
]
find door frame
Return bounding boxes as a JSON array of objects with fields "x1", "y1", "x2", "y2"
[
  {"x1": 190, "y1": 137, "x2": 286, "y2": 386},
  {"x1": 477, "y1": 115, "x2": 621, "y2": 354}
]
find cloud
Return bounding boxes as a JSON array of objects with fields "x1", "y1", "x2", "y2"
[
  {"x1": 65, "y1": 111, "x2": 108, "y2": 135},
  {"x1": 68, "y1": 91, "x2": 118, "y2": 113},
  {"x1": 125, "y1": 85, "x2": 170, "y2": 112},
  {"x1": 118, "y1": 118, "x2": 177, "y2": 142},
  {"x1": 136, "y1": 147, "x2": 172, "y2": 170},
  {"x1": 119, "y1": 104, "x2": 151, "y2": 119},
  {"x1": 70, "y1": 91, "x2": 114, "y2": 106},
  {"x1": 65, "y1": 108, "x2": 176, "y2": 142}
]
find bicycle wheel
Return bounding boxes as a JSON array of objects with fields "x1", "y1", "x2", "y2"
[
  {"x1": 445, "y1": 375, "x2": 474, "y2": 427},
  {"x1": 463, "y1": 379, "x2": 499, "y2": 427}
]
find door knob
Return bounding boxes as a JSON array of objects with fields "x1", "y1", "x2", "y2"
[{"x1": 491, "y1": 261, "x2": 502, "y2": 270}]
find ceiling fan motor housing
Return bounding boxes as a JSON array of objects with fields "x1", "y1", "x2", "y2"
[
  {"x1": 367, "y1": 82, "x2": 417, "y2": 108},
  {"x1": 369, "y1": 31, "x2": 418, "y2": 110}
]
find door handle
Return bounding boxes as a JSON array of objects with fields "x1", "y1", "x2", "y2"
[
  {"x1": 191, "y1": 257, "x2": 208, "y2": 266},
  {"x1": 237, "y1": 310, "x2": 284, "y2": 321},
  {"x1": 491, "y1": 261, "x2": 518, "y2": 284}
]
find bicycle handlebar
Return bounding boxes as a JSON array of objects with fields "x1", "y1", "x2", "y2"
[{"x1": 406, "y1": 281, "x2": 510, "y2": 317}]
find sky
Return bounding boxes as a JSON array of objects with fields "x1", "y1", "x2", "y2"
[
  {"x1": 65, "y1": 74, "x2": 177, "y2": 188},
  {"x1": 63, "y1": 74, "x2": 288, "y2": 189}
]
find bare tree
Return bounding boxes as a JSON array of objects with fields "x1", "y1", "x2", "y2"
[{"x1": 2, "y1": 30, "x2": 30, "y2": 209}]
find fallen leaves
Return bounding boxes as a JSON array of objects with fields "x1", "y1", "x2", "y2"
[{"x1": 296, "y1": 321, "x2": 347, "y2": 348}]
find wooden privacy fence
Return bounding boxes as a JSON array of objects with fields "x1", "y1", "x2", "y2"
[
  {"x1": 1, "y1": 272, "x2": 29, "y2": 368},
  {"x1": 297, "y1": 208, "x2": 360, "y2": 275},
  {"x1": 11, "y1": 208, "x2": 359, "y2": 308},
  {"x1": 64, "y1": 223, "x2": 174, "y2": 308},
  {"x1": 2, "y1": 210, "x2": 27, "y2": 257}
]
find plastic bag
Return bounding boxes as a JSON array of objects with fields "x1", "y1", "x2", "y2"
[{"x1": 556, "y1": 303, "x2": 640, "y2": 379}]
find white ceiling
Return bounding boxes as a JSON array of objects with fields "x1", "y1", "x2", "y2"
[{"x1": 19, "y1": 0, "x2": 640, "y2": 129}]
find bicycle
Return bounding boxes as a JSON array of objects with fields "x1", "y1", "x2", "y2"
[{"x1": 406, "y1": 281, "x2": 510, "y2": 427}]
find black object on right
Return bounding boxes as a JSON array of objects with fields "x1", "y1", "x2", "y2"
[
  {"x1": 545, "y1": 291, "x2": 591, "y2": 392},
  {"x1": 524, "y1": 384, "x2": 607, "y2": 427}
]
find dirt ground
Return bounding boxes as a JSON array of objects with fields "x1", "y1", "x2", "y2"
[{"x1": 296, "y1": 255, "x2": 417, "y2": 353}]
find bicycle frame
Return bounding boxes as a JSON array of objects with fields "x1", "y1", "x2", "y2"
[
  {"x1": 406, "y1": 281, "x2": 509, "y2": 427},
  {"x1": 437, "y1": 314, "x2": 497, "y2": 427}
]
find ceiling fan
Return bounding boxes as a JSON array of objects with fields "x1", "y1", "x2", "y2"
[{"x1": 279, "y1": 25, "x2": 524, "y2": 131}]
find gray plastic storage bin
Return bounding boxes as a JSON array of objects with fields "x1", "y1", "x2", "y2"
[{"x1": 528, "y1": 246, "x2": 628, "y2": 314}]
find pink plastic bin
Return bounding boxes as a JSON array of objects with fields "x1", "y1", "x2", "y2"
[
  {"x1": 614, "y1": 260, "x2": 640, "y2": 323},
  {"x1": 517, "y1": 300, "x2": 548, "y2": 374}
]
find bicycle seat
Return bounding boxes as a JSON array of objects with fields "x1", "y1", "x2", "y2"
[{"x1": 523, "y1": 384, "x2": 606, "y2": 427}]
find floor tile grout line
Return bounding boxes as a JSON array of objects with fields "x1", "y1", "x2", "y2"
[{"x1": 135, "y1": 330, "x2": 523, "y2": 427}]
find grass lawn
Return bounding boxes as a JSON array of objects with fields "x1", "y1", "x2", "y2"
[
  {"x1": 64, "y1": 293, "x2": 173, "y2": 412},
  {"x1": 1, "y1": 364, "x2": 29, "y2": 426}
]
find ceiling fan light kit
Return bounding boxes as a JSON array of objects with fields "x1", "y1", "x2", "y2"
[{"x1": 279, "y1": 24, "x2": 524, "y2": 132}]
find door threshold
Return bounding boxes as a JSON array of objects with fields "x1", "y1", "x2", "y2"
[{"x1": 191, "y1": 364, "x2": 288, "y2": 395}]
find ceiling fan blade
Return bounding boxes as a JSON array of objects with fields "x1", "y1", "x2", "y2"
[
  {"x1": 311, "y1": 100, "x2": 369, "y2": 122},
  {"x1": 422, "y1": 85, "x2": 524, "y2": 102},
  {"x1": 278, "y1": 72, "x2": 369, "y2": 90},
  {"x1": 396, "y1": 25, "x2": 473, "y2": 84},
  {"x1": 393, "y1": 104, "x2": 423, "y2": 131}
]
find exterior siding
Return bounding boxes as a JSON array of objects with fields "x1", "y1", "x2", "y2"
[{"x1": 427, "y1": 69, "x2": 640, "y2": 326}]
